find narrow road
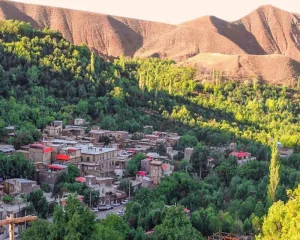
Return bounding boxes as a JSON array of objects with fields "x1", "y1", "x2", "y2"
[{"x1": 95, "y1": 205, "x2": 125, "y2": 219}]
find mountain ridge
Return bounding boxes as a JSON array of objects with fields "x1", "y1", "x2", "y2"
[{"x1": 0, "y1": 1, "x2": 300, "y2": 84}]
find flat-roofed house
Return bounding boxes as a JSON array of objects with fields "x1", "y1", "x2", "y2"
[
  {"x1": 150, "y1": 160, "x2": 163, "y2": 185},
  {"x1": 77, "y1": 144, "x2": 118, "y2": 177},
  {"x1": 230, "y1": 151, "x2": 256, "y2": 165},
  {"x1": 39, "y1": 164, "x2": 68, "y2": 187},
  {"x1": 4, "y1": 178, "x2": 40, "y2": 195},
  {"x1": 29, "y1": 144, "x2": 52, "y2": 165},
  {"x1": 55, "y1": 147, "x2": 81, "y2": 165},
  {"x1": 43, "y1": 120, "x2": 63, "y2": 137}
]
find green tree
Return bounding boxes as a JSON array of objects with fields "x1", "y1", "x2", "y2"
[
  {"x1": 257, "y1": 184, "x2": 300, "y2": 240},
  {"x1": 268, "y1": 142, "x2": 280, "y2": 203},
  {"x1": 63, "y1": 164, "x2": 80, "y2": 183},
  {"x1": 26, "y1": 190, "x2": 49, "y2": 219},
  {"x1": 126, "y1": 153, "x2": 146, "y2": 176},
  {"x1": 92, "y1": 214, "x2": 130, "y2": 240},
  {"x1": 153, "y1": 206, "x2": 204, "y2": 240},
  {"x1": 190, "y1": 143, "x2": 209, "y2": 178},
  {"x1": 20, "y1": 219, "x2": 51, "y2": 240},
  {"x1": 176, "y1": 135, "x2": 198, "y2": 151}
]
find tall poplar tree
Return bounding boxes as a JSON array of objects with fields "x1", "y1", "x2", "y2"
[{"x1": 268, "y1": 142, "x2": 280, "y2": 202}]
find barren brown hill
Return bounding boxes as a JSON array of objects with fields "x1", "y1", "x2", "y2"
[
  {"x1": 184, "y1": 53, "x2": 300, "y2": 84},
  {"x1": 0, "y1": 1, "x2": 300, "y2": 84}
]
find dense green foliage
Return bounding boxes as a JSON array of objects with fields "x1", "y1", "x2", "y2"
[
  {"x1": 26, "y1": 189, "x2": 49, "y2": 219},
  {"x1": 21, "y1": 195, "x2": 131, "y2": 240},
  {"x1": 126, "y1": 153, "x2": 146, "y2": 176},
  {"x1": 0, "y1": 153, "x2": 35, "y2": 179},
  {"x1": 126, "y1": 152, "x2": 300, "y2": 237},
  {"x1": 257, "y1": 184, "x2": 300, "y2": 240}
]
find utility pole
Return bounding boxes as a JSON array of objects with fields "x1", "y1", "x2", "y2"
[
  {"x1": 0, "y1": 213, "x2": 37, "y2": 240},
  {"x1": 89, "y1": 191, "x2": 92, "y2": 208},
  {"x1": 128, "y1": 179, "x2": 131, "y2": 200}
]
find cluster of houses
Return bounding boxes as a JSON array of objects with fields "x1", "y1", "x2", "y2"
[{"x1": 0, "y1": 120, "x2": 183, "y2": 214}]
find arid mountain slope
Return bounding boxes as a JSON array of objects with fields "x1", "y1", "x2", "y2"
[
  {"x1": 0, "y1": 1, "x2": 299, "y2": 84},
  {"x1": 184, "y1": 53, "x2": 300, "y2": 84}
]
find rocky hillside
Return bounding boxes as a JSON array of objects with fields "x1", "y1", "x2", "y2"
[{"x1": 0, "y1": 1, "x2": 299, "y2": 84}]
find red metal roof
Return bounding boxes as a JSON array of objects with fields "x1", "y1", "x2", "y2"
[
  {"x1": 184, "y1": 208, "x2": 190, "y2": 213},
  {"x1": 230, "y1": 152, "x2": 250, "y2": 158},
  {"x1": 137, "y1": 171, "x2": 147, "y2": 176},
  {"x1": 146, "y1": 229, "x2": 154, "y2": 235},
  {"x1": 75, "y1": 177, "x2": 86, "y2": 183},
  {"x1": 161, "y1": 164, "x2": 167, "y2": 171},
  {"x1": 47, "y1": 164, "x2": 65, "y2": 170},
  {"x1": 57, "y1": 154, "x2": 70, "y2": 161}
]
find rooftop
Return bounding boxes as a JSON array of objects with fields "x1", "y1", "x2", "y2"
[
  {"x1": 77, "y1": 144, "x2": 116, "y2": 155},
  {"x1": 230, "y1": 152, "x2": 250, "y2": 158},
  {"x1": 150, "y1": 160, "x2": 163, "y2": 166},
  {"x1": 0, "y1": 144, "x2": 15, "y2": 153},
  {"x1": 5, "y1": 178, "x2": 36, "y2": 184},
  {"x1": 51, "y1": 139, "x2": 78, "y2": 145}
]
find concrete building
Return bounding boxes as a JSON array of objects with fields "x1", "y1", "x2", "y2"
[
  {"x1": 4, "y1": 178, "x2": 40, "y2": 195},
  {"x1": 115, "y1": 151, "x2": 132, "y2": 169},
  {"x1": 62, "y1": 125, "x2": 86, "y2": 137},
  {"x1": 43, "y1": 120, "x2": 63, "y2": 137},
  {"x1": 278, "y1": 146, "x2": 294, "y2": 158},
  {"x1": 229, "y1": 143, "x2": 237, "y2": 151},
  {"x1": 29, "y1": 144, "x2": 52, "y2": 165},
  {"x1": 77, "y1": 144, "x2": 118, "y2": 177},
  {"x1": 56, "y1": 147, "x2": 81, "y2": 164},
  {"x1": 150, "y1": 160, "x2": 163, "y2": 185},
  {"x1": 89, "y1": 129, "x2": 129, "y2": 144},
  {"x1": 230, "y1": 152, "x2": 256, "y2": 165},
  {"x1": 74, "y1": 118, "x2": 87, "y2": 126},
  {"x1": 39, "y1": 164, "x2": 68, "y2": 187},
  {"x1": 184, "y1": 148, "x2": 194, "y2": 161}
]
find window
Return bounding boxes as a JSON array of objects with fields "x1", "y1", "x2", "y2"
[{"x1": 87, "y1": 157, "x2": 90, "y2": 162}]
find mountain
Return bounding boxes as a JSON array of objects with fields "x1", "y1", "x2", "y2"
[{"x1": 0, "y1": 1, "x2": 300, "y2": 84}]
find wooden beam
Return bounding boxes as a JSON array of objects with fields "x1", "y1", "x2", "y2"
[{"x1": 0, "y1": 215, "x2": 37, "y2": 226}]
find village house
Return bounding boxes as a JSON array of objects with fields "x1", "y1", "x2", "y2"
[
  {"x1": 89, "y1": 129, "x2": 129, "y2": 144},
  {"x1": 39, "y1": 164, "x2": 68, "y2": 187},
  {"x1": 43, "y1": 120, "x2": 63, "y2": 137},
  {"x1": 89, "y1": 129, "x2": 112, "y2": 143},
  {"x1": 51, "y1": 139, "x2": 78, "y2": 147},
  {"x1": 278, "y1": 147, "x2": 294, "y2": 158},
  {"x1": 230, "y1": 151, "x2": 256, "y2": 165},
  {"x1": 55, "y1": 147, "x2": 81, "y2": 164},
  {"x1": 184, "y1": 147, "x2": 194, "y2": 161},
  {"x1": 77, "y1": 144, "x2": 118, "y2": 177},
  {"x1": 4, "y1": 178, "x2": 40, "y2": 195},
  {"x1": 29, "y1": 144, "x2": 52, "y2": 165},
  {"x1": 149, "y1": 160, "x2": 163, "y2": 185},
  {"x1": 74, "y1": 118, "x2": 88, "y2": 126},
  {"x1": 166, "y1": 147, "x2": 179, "y2": 160},
  {"x1": 62, "y1": 125, "x2": 86, "y2": 137},
  {"x1": 0, "y1": 144, "x2": 15, "y2": 154},
  {"x1": 277, "y1": 143, "x2": 294, "y2": 158},
  {"x1": 115, "y1": 150, "x2": 133, "y2": 169}
]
